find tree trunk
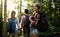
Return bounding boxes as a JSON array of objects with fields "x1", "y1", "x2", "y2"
[
  {"x1": 20, "y1": 0, "x2": 22, "y2": 13},
  {"x1": 0, "y1": 0, "x2": 2, "y2": 37},
  {"x1": 3, "y1": 0, "x2": 7, "y2": 37}
]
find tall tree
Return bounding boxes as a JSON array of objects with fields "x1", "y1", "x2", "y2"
[
  {"x1": 0, "y1": 0, "x2": 2, "y2": 37},
  {"x1": 3, "y1": 0, "x2": 7, "y2": 37}
]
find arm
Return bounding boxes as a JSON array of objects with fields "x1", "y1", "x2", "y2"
[
  {"x1": 16, "y1": 18, "x2": 20, "y2": 29},
  {"x1": 7, "y1": 18, "x2": 10, "y2": 31},
  {"x1": 35, "y1": 14, "x2": 40, "y2": 25},
  {"x1": 20, "y1": 16, "x2": 25, "y2": 29},
  {"x1": 29, "y1": 14, "x2": 40, "y2": 25},
  {"x1": 29, "y1": 16, "x2": 33, "y2": 22},
  {"x1": 29, "y1": 16, "x2": 37, "y2": 25}
]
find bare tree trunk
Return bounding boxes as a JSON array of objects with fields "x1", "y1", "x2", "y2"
[
  {"x1": 0, "y1": 0, "x2": 2, "y2": 37},
  {"x1": 18, "y1": 0, "x2": 22, "y2": 21},
  {"x1": 20, "y1": 0, "x2": 22, "y2": 13},
  {"x1": 3, "y1": 0, "x2": 7, "y2": 37}
]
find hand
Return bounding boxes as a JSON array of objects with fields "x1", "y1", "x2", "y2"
[
  {"x1": 31, "y1": 21, "x2": 37, "y2": 26},
  {"x1": 29, "y1": 16, "x2": 32, "y2": 22},
  {"x1": 32, "y1": 21, "x2": 36, "y2": 24},
  {"x1": 20, "y1": 27, "x2": 23, "y2": 30}
]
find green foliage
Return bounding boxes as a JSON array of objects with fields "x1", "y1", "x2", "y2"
[
  {"x1": 17, "y1": 0, "x2": 60, "y2": 33},
  {"x1": 24, "y1": 0, "x2": 60, "y2": 32},
  {"x1": 1, "y1": 0, "x2": 60, "y2": 36},
  {"x1": 19, "y1": 12, "x2": 24, "y2": 22}
]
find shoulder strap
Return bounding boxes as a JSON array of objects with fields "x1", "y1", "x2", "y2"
[{"x1": 24, "y1": 15, "x2": 30, "y2": 19}]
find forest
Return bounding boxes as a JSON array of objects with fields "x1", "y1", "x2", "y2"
[{"x1": 0, "y1": 0, "x2": 60, "y2": 37}]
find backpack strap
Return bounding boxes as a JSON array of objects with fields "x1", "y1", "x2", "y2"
[{"x1": 23, "y1": 15, "x2": 30, "y2": 28}]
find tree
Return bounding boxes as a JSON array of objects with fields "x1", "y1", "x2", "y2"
[
  {"x1": 0, "y1": 0, "x2": 2, "y2": 37},
  {"x1": 25, "y1": 0, "x2": 60, "y2": 32},
  {"x1": 3, "y1": 0, "x2": 7, "y2": 37}
]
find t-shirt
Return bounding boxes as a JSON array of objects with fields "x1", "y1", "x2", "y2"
[{"x1": 8, "y1": 17, "x2": 20, "y2": 31}]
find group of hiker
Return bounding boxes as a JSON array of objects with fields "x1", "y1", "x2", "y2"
[{"x1": 7, "y1": 3, "x2": 48, "y2": 37}]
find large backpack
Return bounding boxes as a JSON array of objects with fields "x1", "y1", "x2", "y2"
[
  {"x1": 8, "y1": 18, "x2": 16, "y2": 33},
  {"x1": 23, "y1": 15, "x2": 30, "y2": 37},
  {"x1": 23, "y1": 15, "x2": 30, "y2": 28},
  {"x1": 37, "y1": 11, "x2": 48, "y2": 32}
]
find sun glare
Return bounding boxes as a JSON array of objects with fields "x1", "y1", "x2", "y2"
[
  {"x1": 22, "y1": 0, "x2": 28, "y2": 12},
  {"x1": 7, "y1": 0, "x2": 27, "y2": 18}
]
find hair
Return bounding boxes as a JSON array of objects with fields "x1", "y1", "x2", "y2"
[
  {"x1": 11, "y1": 11, "x2": 16, "y2": 14},
  {"x1": 34, "y1": 3, "x2": 40, "y2": 9},
  {"x1": 24, "y1": 9, "x2": 29, "y2": 14}
]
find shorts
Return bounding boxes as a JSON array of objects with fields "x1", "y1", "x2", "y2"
[{"x1": 30, "y1": 27, "x2": 39, "y2": 35}]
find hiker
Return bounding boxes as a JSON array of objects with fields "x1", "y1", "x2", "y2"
[
  {"x1": 29, "y1": 3, "x2": 48, "y2": 37},
  {"x1": 7, "y1": 11, "x2": 20, "y2": 37},
  {"x1": 20, "y1": 9, "x2": 30, "y2": 37}
]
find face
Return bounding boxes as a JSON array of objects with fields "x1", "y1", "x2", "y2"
[
  {"x1": 33, "y1": 5, "x2": 39, "y2": 12},
  {"x1": 11, "y1": 13, "x2": 15, "y2": 18}
]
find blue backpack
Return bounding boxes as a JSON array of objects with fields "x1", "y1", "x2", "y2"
[{"x1": 7, "y1": 18, "x2": 16, "y2": 33}]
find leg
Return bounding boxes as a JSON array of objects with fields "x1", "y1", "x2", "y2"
[
  {"x1": 32, "y1": 34, "x2": 38, "y2": 37},
  {"x1": 27, "y1": 28, "x2": 30, "y2": 37},
  {"x1": 23, "y1": 28, "x2": 26, "y2": 37},
  {"x1": 13, "y1": 30, "x2": 18, "y2": 37},
  {"x1": 9, "y1": 33, "x2": 13, "y2": 37},
  {"x1": 14, "y1": 33, "x2": 17, "y2": 37},
  {"x1": 30, "y1": 28, "x2": 39, "y2": 37},
  {"x1": 23, "y1": 28, "x2": 29, "y2": 37}
]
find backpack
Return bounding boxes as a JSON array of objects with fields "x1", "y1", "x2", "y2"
[
  {"x1": 23, "y1": 15, "x2": 30, "y2": 28},
  {"x1": 8, "y1": 18, "x2": 16, "y2": 33},
  {"x1": 37, "y1": 11, "x2": 48, "y2": 32}
]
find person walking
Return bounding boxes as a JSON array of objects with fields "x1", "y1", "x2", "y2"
[
  {"x1": 7, "y1": 11, "x2": 20, "y2": 37},
  {"x1": 20, "y1": 9, "x2": 30, "y2": 37},
  {"x1": 30, "y1": 3, "x2": 48, "y2": 37}
]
